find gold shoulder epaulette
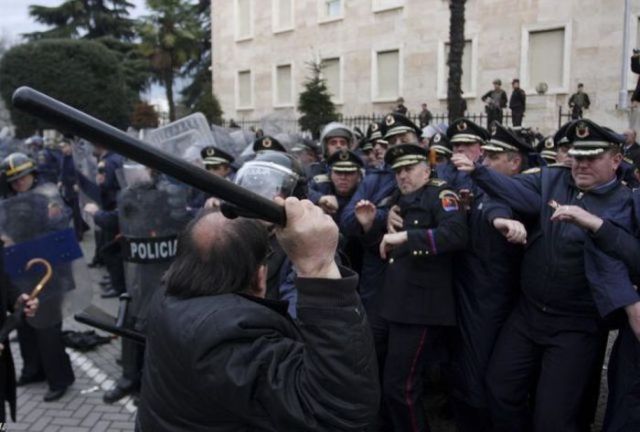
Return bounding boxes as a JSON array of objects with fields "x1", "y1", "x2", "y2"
[{"x1": 428, "y1": 178, "x2": 447, "y2": 187}]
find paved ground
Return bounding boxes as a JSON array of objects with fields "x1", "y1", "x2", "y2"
[{"x1": 2, "y1": 232, "x2": 613, "y2": 431}]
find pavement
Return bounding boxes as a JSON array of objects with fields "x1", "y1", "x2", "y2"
[{"x1": 3, "y1": 231, "x2": 613, "y2": 431}]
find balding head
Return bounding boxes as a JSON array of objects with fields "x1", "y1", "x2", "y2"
[{"x1": 164, "y1": 209, "x2": 269, "y2": 298}]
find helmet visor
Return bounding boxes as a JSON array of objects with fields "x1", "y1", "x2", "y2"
[{"x1": 235, "y1": 161, "x2": 299, "y2": 199}]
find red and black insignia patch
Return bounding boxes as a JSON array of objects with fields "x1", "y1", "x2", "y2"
[{"x1": 439, "y1": 190, "x2": 460, "y2": 212}]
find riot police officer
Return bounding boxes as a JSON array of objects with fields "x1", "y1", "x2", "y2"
[{"x1": 0, "y1": 153, "x2": 76, "y2": 402}]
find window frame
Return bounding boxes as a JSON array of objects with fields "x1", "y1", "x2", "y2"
[
  {"x1": 321, "y1": 56, "x2": 344, "y2": 105},
  {"x1": 627, "y1": 13, "x2": 640, "y2": 91},
  {"x1": 236, "y1": 69, "x2": 254, "y2": 111},
  {"x1": 234, "y1": 0, "x2": 254, "y2": 42},
  {"x1": 272, "y1": 0, "x2": 295, "y2": 34},
  {"x1": 317, "y1": 0, "x2": 344, "y2": 24},
  {"x1": 436, "y1": 36, "x2": 478, "y2": 100},
  {"x1": 371, "y1": 0, "x2": 404, "y2": 14},
  {"x1": 272, "y1": 63, "x2": 295, "y2": 108},
  {"x1": 520, "y1": 22, "x2": 572, "y2": 95},
  {"x1": 371, "y1": 46, "x2": 403, "y2": 103}
]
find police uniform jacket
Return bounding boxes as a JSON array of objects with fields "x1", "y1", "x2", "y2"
[
  {"x1": 471, "y1": 164, "x2": 634, "y2": 321},
  {"x1": 137, "y1": 267, "x2": 379, "y2": 432},
  {"x1": 339, "y1": 166, "x2": 396, "y2": 304},
  {"x1": 97, "y1": 152, "x2": 124, "y2": 211},
  {"x1": 378, "y1": 180, "x2": 468, "y2": 326}
]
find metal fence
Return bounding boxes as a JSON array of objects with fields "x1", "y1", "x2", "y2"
[{"x1": 222, "y1": 112, "x2": 521, "y2": 133}]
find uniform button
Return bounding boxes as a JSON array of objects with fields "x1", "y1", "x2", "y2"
[
  {"x1": 414, "y1": 220, "x2": 419, "y2": 225},
  {"x1": 389, "y1": 258, "x2": 394, "y2": 264},
  {"x1": 425, "y1": 250, "x2": 429, "y2": 255},
  {"x1": 412, "y1": 251, "x2": 417, "y2": 256}
]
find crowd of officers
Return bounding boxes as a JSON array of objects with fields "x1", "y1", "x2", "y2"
[{"x1": 2, "y1": 110, "x2": 640, "y2": 431}]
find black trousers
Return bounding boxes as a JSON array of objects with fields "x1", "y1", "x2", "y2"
[
  {"x1": 116, "y1": 318, "x2": 144, "y2": 390},
  {"x1": 17, "y1": 321, "x2": 74, "y2": 391},
  {"x1": 511, "y1": 109, "x2": 524, "y2": 126},
  {"x1": 487, "y1": 109, "x2": 503, "y2": 126},
  {"x1": 486, "y1": 298, "x2": 604, "y2": 432},
  {"x1": 372, "y1": 313, "x2": 444, "y2": 432},
  {"x1": 603, "y1": 321, "x2": 640, "y2": 432}
]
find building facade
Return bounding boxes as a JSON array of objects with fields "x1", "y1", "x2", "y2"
[{"x1": 212, "y1": 0, "x2": 640, "y2": 134}]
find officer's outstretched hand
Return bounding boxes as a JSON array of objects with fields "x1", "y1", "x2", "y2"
[
  {"x1": 379, "y1": 231, "x2": 408, "y2": 260},
  {"x1": 318, "y1": 195, "x2": 339, "y2": 215},
  {"x1": 387, "y1": 205, "x2": 403, "y2": 233},
  {"x1": 550, "y1": 204, "x2": 603, "y2": 233},
  {"x1": 275, "y1": 197, "x2": 340, "y2": 280},
  {"x1": 451, "y1": 154, "x2": 475, "y2": 172},
  {"x1": 493, "y1": 218, "x2": 527, "y2": 244},
  {"x1": 355, "y1": 200, "x2": 377, "y2": 232}
]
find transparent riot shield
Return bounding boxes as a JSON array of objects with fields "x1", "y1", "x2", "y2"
[
  {"x1": 0, "y1": 183, "x2": 92, "y2": 328},
  {"x1": 71, "y1": 139, "x2": 101, "y2": 228},
  {"x1": 118, "y1": 173, "x2": 190, "y2": 332}
]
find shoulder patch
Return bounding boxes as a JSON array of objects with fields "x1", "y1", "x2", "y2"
[
  {"x1": 428, "y1": 178, "x2": 447, "y2": 187},
  {"x1": 521, "y1": 167, "x2": 541, "y2": 174},
  {"x1": 312, "y1": 174, "x2": 330, "y2": 183},
  {"x1": 438, "y1": 189, "x2": 460, "y2": 212}
]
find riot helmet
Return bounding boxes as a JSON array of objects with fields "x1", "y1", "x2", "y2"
[
  {"x1": 1, "y1": 152, "x2": 37, "y2": 182},
  {"x1": 235, "y1": 150, "x2": 307, "y2": 199}
]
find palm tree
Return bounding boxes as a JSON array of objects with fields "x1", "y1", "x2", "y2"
[
  {"x1": 137, "y1": 0, "x2": 201, "y2": 121},
  {"x1": 447, "y1": 0, "x2": 466, "y2": 122}
]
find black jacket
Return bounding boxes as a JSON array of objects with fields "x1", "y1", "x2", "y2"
[
  {"x1": 377, "y1": 180, "x2": 468, "y2": 326},
  {"x1": 509, "y1": 88, "x2": 526, "y2": 111},
  {"x1": 137, "y1": 267, "x2": 379, "y2": 432}
]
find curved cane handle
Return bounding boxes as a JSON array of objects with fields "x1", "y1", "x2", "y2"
[{"x1": 25, "y1": 258, "x2": 53, "y2": 300}]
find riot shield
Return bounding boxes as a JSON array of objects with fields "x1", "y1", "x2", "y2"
[
  {"x1": 71, "y1": 139, "x2": 101, "y2": 227},
  {"x1": 145, "y1": 113, "x2": 216, "y2": 169},
  {"x1": 118, "y1": 174, "x2": 190, "y2": 332},
  {"x1": 0, "y1": 183, "x2": 92, "y2": 328}
]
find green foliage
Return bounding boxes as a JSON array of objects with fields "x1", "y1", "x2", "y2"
[
  {"x1": 297, "y1": 60, "x2": 338, "y2": 139},
  {"x1": 0, "y1": 39, "x2": 129, "y2": 137},
  {"x1": 137, "y1": 0, "x2": 203, "y2": 121},
  {"x1": 25, "y1": 0, "x2": 136, "y2": 41}
]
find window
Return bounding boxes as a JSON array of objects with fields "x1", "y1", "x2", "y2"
[
  {"x1": 520, "y1": 24, "x2": 571, "y2": 93},
  {"x1": 373, "y1": 49, "x2": 400, "y2": 101},
  {"x1": 275, "y1": 64, "x2": 293, "y2": 106},
  {"x1": 372, "y1": 0, "x2": 404, "y2": 13},
  {"x1": 318, "y1": 0, "x2": 343, "y2": 23},
  {"x1": 237, "y1": 70, "x2": 252, "y2": 109},
  {"x1": 235, "y1": 0, "x2": 253, "y2": 41},
  {"x1": 273, "y1": 0, "x2": 294, "y2": 32},
  {"x1": 322, "y1": 57, "x2": 342, "y2": 103}
]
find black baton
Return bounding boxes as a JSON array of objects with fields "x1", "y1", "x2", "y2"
[{"x1": 12, "y1": 87, "x2": 286, "y2": 226}]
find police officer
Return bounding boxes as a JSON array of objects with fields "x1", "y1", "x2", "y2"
[
  {"x1": 308, "y1": 122, "x2": 354, "y2": 177},
  {"x1": 0, "y1": 153, "x2": 76, "y2": 402},
  {"x1": 340, "y1": 113, "x2": 419, "y2": 308},
  {"x1": 428, "y1": 132, "x2": 453, "y2": 167},
  {"x1": 58, "y1": 139, "x2": 86, "y2": 240},
  {"x1": 449, "y1": 123, "x2": 529, "y2": 432},
  {"x1": 452, "y1": 119, "x2": 634, "y2": 432},
  {"x1": 369, "y1": 143, "x2": 467, "y2": 432},
  {"x1": 192, "y1": 146, "x2": 236, "y2": 212},
  {"x1": 547, "y1": 191, "x2": 640, "y2": 431},
  {"x1": 536, "y1": 136, "x2": 558, "y2": 165},
  {"x1": 253, "y1": 135, "x2": 287, "y2": 153},
  {"x1": 84, "y1": 144, "x2": 126, "y2": 298}
]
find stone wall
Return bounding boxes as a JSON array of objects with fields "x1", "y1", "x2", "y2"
[{"x1": 212, "y1": 0, "x2": 640, "y2": 133}]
